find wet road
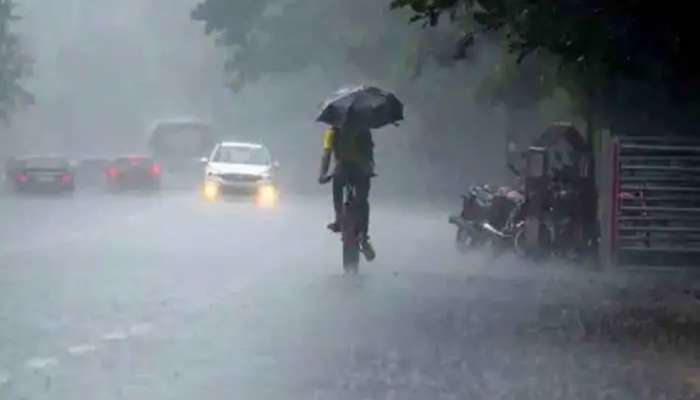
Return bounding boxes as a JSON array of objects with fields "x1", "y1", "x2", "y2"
[
  {"x1": 1, "y1": 190, "x2": 699, "y2": 399},
  {"x1": 0, "y1": 189, "x2": 457, "y2": 399}
]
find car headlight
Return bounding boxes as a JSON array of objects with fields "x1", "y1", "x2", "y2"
[
  {"x1": 256, "y1": 184, "x2": 278, "y2": 208},
  {"x1": 203, "y1": 180, "x2": 219, "y2": 201}
]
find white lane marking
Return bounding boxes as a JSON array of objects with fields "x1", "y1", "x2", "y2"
[
  {"x1": 0, "y1": 370, "x2": 10, "y2": 387},
  {"x1": 67, "y1": 344, "x2": 98, "y2": 356},
  {"x1": 25, "y1": 357, "x2": 59, "y2": 370},
  {"x1": 101, "y1": 331, "x2": 128, "y2": 342},
  {"x1": 128, "y1": 322, "x2": 154, "y2": 337}
]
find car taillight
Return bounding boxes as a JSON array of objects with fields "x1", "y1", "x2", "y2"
[
  {"x1": 106, "y1": 166, "x2": 120, "y2": 179},
  {"x1": 61, "y1": 173, "x2": 73, "y2": 184},
  {"x1": 16, "y1": 172, "x2": 28, "y2": 183},
  {"x1": 149, "y1": 163, "x2": 161, "y2": 177},
  {"x1": 129, "y1": 157, "x2": 142, "y2": 167}
]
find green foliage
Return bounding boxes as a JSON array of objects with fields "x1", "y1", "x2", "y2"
[
  {"x1": 192, "y1": 0, "x2": 415, "y2": 91},
  {"x1": 392, "y1": 0, "x2": 700, "y2": 134},
  {"x1": 0, "y1": 0, "x2": 32, "y2": 121},
  {"x1": 475, "y1": 43, "x2": 557, "y2": 110}
]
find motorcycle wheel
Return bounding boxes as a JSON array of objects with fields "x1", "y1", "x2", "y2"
[
  {"x1": 455, "y1": 227, "x2": 474, "y2": 254},
  {"x1": 488, "y1": 236, "x2": 512, "y2": 259},
  {"x1": 513, "y1": 226, "x2": 528, "y2": 258}
]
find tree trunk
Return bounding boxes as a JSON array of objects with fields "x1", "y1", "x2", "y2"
[
  {"x1": 583, "y1": 83, "x2": 600, "y2": 145},
  {"x1": 505, "y1": 108, "x2": 517, "y2": 165},
  {"x1": 584, "y1": 86, "x2": 597, "y2": 179},
  {"x1": 585, "y1": 85, "x2": 601, "y2": 262}
]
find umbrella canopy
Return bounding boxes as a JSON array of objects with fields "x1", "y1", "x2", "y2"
[{"x1": 317, "y1": 85, "x2": 403, "y2": 129}]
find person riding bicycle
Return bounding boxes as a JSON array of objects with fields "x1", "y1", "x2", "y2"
[{"x1": 318, "y1": 117, "x2": 376, "y2": 261}]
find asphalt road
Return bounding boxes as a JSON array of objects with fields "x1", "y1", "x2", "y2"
[{"x1": 1, "y1": 189, "x2": 700, "y2": 400}]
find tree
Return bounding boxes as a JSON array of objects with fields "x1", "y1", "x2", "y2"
[
  {"x1": 391, "y1": 0, "x2": 700, "y2": 136},
  {"x1": 473, "y1": 45, "x2": 561, "y2": 162},
  {"x1": 0, "y1": 0, "x2": 32, "y2": 121},
  {"x1": 191, "y1": 0, "x2": 420, "y2": 91}
]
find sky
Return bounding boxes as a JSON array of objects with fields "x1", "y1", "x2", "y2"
[{"x1": 10, "y1": 0, "x2": 228, "y2": 155}]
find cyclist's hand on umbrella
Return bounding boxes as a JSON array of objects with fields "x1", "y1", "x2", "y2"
[{"x1": 318, "y1": 174, "x2": 333, "y2": 185}]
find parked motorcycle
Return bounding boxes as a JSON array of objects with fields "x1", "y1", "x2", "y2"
[
  {"x1": 449, "y1": 184, "x2": 525, "y2": 256},
  {"x1": 448, "y1": 184, "x2": 494, "y2": 253}
]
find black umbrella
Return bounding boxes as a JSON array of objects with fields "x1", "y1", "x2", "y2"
[{"x1": 317, "y1": 85, "x2": 403, "y2": 129}]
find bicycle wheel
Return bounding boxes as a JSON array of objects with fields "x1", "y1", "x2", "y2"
[
  {"x1": 343, "y1": 240, "x2": 360, "y2": 273},
  {"x1": 341, "y1": 203, "x2": 360, "y2": 273}
]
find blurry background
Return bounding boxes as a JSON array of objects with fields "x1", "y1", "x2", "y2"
[{"x1": 3, "y1": 0, "x2": 578, "y2": 197}]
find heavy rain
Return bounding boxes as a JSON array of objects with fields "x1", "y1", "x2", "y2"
[{"x1": 1, "y1": 1, "x2": 700, "y2": 399}]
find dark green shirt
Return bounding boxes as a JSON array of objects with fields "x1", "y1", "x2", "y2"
[{"x1": 323, "y1": 126, "x2": 374, "y2": 170}]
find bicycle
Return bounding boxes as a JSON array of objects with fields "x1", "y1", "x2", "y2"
[{"x1": 321, "y1": 173, "x2": 374, "y2": 274}]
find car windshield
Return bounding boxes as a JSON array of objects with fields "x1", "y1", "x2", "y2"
[{"x1": 213, "y1": 146, "x2": 270, "y2": 165}]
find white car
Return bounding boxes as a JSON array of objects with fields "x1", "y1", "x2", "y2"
[{"x1": 202, "y1": 142, "x2": 279, "y2": 205}]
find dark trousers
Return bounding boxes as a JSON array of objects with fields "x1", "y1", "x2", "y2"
[{"x1": 333, "y1": 163, "x2": 371, "y2": 236}]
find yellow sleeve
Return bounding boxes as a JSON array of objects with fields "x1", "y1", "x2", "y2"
[{"x1": 323, "y1": 128, "x2": 335, "y2": 152}]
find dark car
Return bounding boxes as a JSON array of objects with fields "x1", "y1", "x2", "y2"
[
  {"x1": 105, "y1": 155, "x2": 162, "y2": 191},
  {"x1": 11, "y1": 156, "x2": 75, "y2": 193}
]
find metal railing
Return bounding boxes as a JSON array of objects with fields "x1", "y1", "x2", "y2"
[{"x1": 612, "y1": 136, "x2": 700, "y2": 266}]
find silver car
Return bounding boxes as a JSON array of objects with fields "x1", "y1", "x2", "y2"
[{"x1": 201, "y1": 142, "x2": 279, "y2": 204}]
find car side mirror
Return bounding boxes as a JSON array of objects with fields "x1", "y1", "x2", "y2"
[{"x1": 199, "y1": 157, "x2": 209, "y2": 164}]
